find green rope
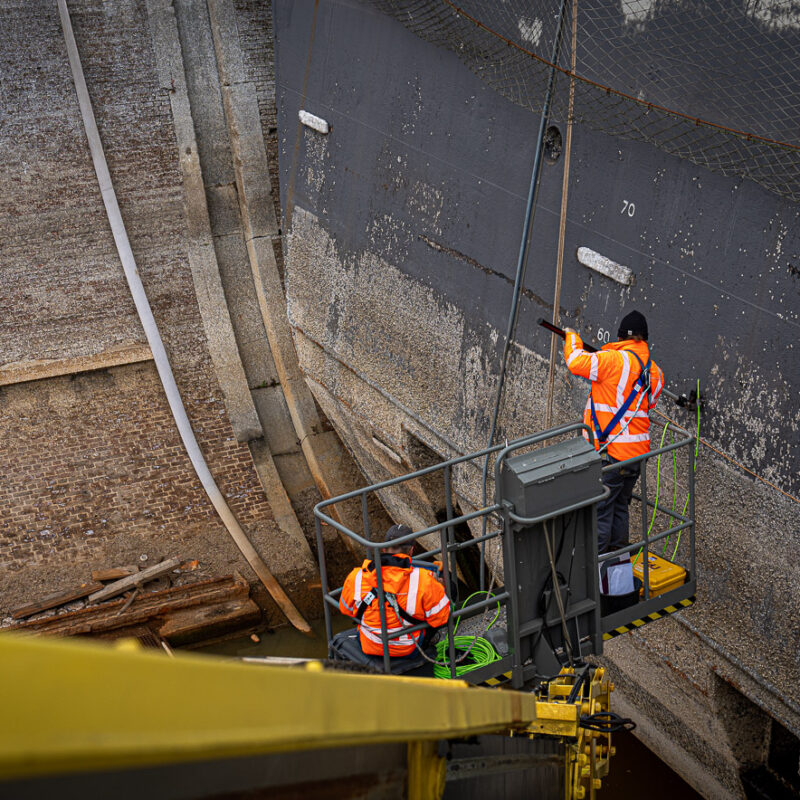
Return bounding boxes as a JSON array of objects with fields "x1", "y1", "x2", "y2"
[
  {"x1": 633, "y1": 421, "x2": 671, "y2": 569},
  {"x1": 634, "y1": 379, "x2": 702, "y2": 567},
  {"x1": 670, "y1": 380, "x2": 701, "y2": 561},
  {"x1": 433, "y1": 591, "x2": 502, "y2": 679},
  {"x1": 647, "y1": 422, "x2": 671, "y2": 538},
  {"x1": 662, "y1": 428, "x2": 678, "y2": 557}
]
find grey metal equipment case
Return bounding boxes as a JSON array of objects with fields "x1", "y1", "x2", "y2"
[
  {"x1": 501, "y1": 437, "x2": 604, "y2": 520},
  {"x1": 500, "y1": 437, "x2": 604, "y2": 684}
]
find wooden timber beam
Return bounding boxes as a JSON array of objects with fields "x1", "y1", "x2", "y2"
[{"x1": 0, "y1": 343, "x2": 153, "y2": 387}]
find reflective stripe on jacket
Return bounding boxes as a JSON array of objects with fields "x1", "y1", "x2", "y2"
[
  {"x1": 339, "y1": 554, "x2": 450, "y2": 656},
  {"x1": 564, "y1": 332, "x2": 664, "y2": 461}
]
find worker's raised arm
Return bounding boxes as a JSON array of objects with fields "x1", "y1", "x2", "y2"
[{"x1": 563, "y1": 329, "x2": 601, "y2": 381}]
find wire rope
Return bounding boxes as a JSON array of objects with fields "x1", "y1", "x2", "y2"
[
  {"x1": 544, "y1": 519, "x2": 574, "y2": 666},
  {"x1": 544, "y1": 0, "x2": 579, "y2": 429},
  {"x1": 478, "y1": 0, "x2": 572, "y2": 590}
]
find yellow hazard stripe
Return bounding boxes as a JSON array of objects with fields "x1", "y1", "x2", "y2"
[
  {"x1": 602, "y1": 596, "x2": 695, "y2": 640},
  {"x1": 483, "y1": 671, "x2": 513, "y2": 687}
]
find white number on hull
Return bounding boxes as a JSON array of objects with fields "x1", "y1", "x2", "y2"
[
  {"x1": 597, "y1": 328, "x2": 611, "y2": 344},
  {"x1": 621, "y1": 200, "x2": 635, "y2": 217}
]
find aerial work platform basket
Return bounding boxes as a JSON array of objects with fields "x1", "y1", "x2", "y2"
[{"x1": 314, "y1": 421, "x2": 696, "y2": 688}]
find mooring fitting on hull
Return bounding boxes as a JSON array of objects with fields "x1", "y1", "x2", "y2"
[
  {"x1": 675, "y1": 387, "x2": 705, "y2": 413},
  {"x1": 299, "y1": 109, "x2": 330, "y2": 134},
  {"x1": 576, "y1": 247, "x2": 634, "y2": 286}
]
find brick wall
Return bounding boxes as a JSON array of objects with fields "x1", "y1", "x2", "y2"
[
  {"x1": 0, "y1": 0, "x2": 285, "y2": 615},
  {"x1": 0, "y1": 364, "x2": 284, "y2": 610}
]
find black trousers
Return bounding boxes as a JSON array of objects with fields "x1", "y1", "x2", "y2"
[{"x1": 597, "y1": 459, "x2": 640, "y2": 554}]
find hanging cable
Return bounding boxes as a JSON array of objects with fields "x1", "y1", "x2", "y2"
[
  {"x1": 544, "y1": 0, "x2": 579, "y2": 429},
  {"x1": 57, "y1": 0, "x2": 310, "y2": 633},
  {"x1": 633, "y1": 380, "x2": 701, "y2": 568},
  {"x1": 544, "y1": 519, "x2": 574, "y2": 666},
  {"x1": 669, "y1": 379, "x2": 701, "y2": 561},
  {"x1": 662, "y1": 427, "x2": 679, "y2": 557},
  {"x1": 478, "y1": 0, "x2": 572, "y2": 588}
]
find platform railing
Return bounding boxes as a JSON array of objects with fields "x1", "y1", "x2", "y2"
[
  {"x1": 597, "y1": 417, "x2": 696, "y2": 596},
  {"x1": 314, "y1": 437, "x2": 511, "y2": 677},
  {"x1": 594, "y1": 417, "x2": 697, "y2": 636},
  {"x1": 314, "y1": 419, "x2": 696, "y2": 676}
]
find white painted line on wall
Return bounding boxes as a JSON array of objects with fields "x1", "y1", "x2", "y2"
[
  {"x1": 299, "y1": 109, "x2": 330, "y2": 134},
  {"x1": 577, "y1": 246, "x2": 634, "y2": 286}
]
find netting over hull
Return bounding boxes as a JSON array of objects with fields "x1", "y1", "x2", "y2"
[{"x1": 370, "y1": 0, "x2": 800, "y2": 202}]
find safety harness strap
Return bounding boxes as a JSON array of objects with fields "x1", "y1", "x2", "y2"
[
  {"x1": 353, "y1": 586, "x2": 429, "y2": 628},
  {"x1": 590, "y1": 351, "x2": 651, "y2": 444}
]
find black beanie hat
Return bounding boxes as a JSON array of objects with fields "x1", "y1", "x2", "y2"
[
  {"x1": 384, "y1": 524, "x2": 415, "y2": 545},
  {"x1": 617, "y1": 310, "x2": 648, "y2": 340}
]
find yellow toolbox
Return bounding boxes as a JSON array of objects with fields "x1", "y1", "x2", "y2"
[{"x1": 633, "y1": 552, "x2": 686, "y2": 597}]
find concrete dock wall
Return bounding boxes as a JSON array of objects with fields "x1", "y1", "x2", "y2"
[{"x1": 0, "y1": 0, "x2": 369, "y2": 620}]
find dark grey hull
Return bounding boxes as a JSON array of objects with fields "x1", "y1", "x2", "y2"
[
  {"x1": 275, "y1": 2, "x2": 800, "y2": 797},
  {"x1": 276, "y1": 0, "x2": 799, "y2": 495}
]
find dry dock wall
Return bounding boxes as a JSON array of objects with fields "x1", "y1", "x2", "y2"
[{"x1": 0, "y1": 0, "x2": 369, "y2": 620}]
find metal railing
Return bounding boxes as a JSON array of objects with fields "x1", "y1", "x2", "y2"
[
  {"x1": 598, "y1": 416, "x2": 696, "y2": 603},
  {"x1": 314, "y1": 419, "x2": 696, "y2": 676},
  {"x1": 314, "y1": 433, "x2": 511, "y2": 676}
]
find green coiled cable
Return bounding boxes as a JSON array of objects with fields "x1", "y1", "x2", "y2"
[{"x1": 433, "y1": 591, "x2": 502, "y2": 680}]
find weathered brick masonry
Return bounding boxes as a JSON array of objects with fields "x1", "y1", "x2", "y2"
[{"x1": 0, "y1": 0, "x2": 292, "y2": 615}]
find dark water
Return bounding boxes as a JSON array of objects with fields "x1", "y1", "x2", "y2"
[
  {"x1": 197, "y1": 621, "x2": 702, "y2": 799},
  {"x1": 604, "y1": 730, "x2": 702, "y2": 799},
  {"x1": 199, "y1": 615, "x2": 351, "y2": 659}
]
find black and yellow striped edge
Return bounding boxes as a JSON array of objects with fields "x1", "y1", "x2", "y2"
[
  {"x1": 479, "y1": 596, "x2": 696, "y2": 683},
  {"x1": 602, "y1": 596, "x2": 696, "y2": 640},
  {"x1": 483, "y1": 670, "x2": 513, "y2": 687}
]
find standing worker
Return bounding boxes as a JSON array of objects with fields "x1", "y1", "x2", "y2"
[
  {"x1": 339, "y1": 524, "x2": 450, "y2": 657},
  {"x1": 563, "y1": 310, "x2": 664, "y2": 554}
]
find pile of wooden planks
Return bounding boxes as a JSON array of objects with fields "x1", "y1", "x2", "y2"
[
  {"x1": 8, "y1": 563, "x2": 261, "y2": 647},
  {"x1": 9, "y1": 559, "x2": 185, "y2": 622}
]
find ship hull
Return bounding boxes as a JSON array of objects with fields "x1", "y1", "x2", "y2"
[{"x1": 275, "y1": 1, "x2": 800, "y2": 797}]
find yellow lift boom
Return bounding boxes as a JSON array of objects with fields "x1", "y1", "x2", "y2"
[{"x1": 1, "y1": 632, "x2": 611, "y2": 799}]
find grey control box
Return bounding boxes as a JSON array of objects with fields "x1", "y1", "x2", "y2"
[{"x1": 500, "y1": 437, "x2": 603, "y2": 520}]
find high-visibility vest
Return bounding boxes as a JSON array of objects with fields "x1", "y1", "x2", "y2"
[
  {"x1": 564, "y1": 333, "x2": 664, "y2": 461},
  {"x1": 339, "y1": 554, "x2": 450, "y2": 656}
]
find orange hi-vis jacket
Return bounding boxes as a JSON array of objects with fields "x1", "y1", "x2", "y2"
[
  {"x1": 564, "y1": 332, "x2": 664, "y2": 462},
  {"x1": 339, "y1": 553, "x2": 451, "y2": 656}
]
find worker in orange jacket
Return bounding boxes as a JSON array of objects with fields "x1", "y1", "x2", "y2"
[
  {"x1": 564, "y1": 310, "x2": 665, "y2": 554},
  {"x1": 339, "y1": 524, "x2": 450, "y2": 657}
]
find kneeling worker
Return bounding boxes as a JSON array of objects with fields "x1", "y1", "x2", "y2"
[
  {"x1": 563, "y1": 310, "x2": 665, "y2": 554},
  {"x1": 339, "y1": 524, "x2": 450, "y2": 657}
]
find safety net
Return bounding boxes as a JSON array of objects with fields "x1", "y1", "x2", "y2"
[{"x1": 369, "y1": 0, "x2": 800, "y2": 202}]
